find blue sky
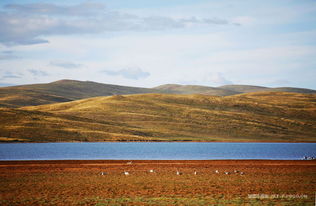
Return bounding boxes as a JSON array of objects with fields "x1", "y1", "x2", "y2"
[{"x1": 0, "y1": 0, "x2": 315, "y2": 89}]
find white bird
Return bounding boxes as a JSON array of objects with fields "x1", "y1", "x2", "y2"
[
  {"x1": 194, "y1": 171, "x2": 197, "y2": 175},
  {"x1": 240, "y1": 172, "x2": 244, "y2": 175},
  {"x1": 149, "y1": 169, "x2": 154, "y2": 173},
  {"x1": 124, "y1": 171, "x2": 129, "y2": 175},
  {"x1": 215, "y1": 170, "x2": 219, "y2": 174},
  {"x1": 224, "y1": 171, "x2": 230, "y2": 175},
  {"x1": 100, "y1": 172, "x2": 105, "y2": 176},
  {"x1": 234, "y1": 170, "x2": 239, "y2": 173},
  {"x1": 176, "y1": 171, "x2": 182, "y2": 175}
]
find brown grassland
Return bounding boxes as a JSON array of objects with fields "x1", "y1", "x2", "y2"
[
  {"x1": 0, "y1": 91, "x2": 315, "y2": 142},
  {"x1": 0, "y1": 160, "x2": 315, "y2": 205}
]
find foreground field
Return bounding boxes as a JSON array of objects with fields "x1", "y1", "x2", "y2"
[{"x1": 0, "y1": 160, "x2": 315, "y2": 205}]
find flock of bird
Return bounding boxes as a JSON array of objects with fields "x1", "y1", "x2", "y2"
[
  {"x1": 100, "y1": 169, "x2": 245, "y2": 176},
  {"x1": 302, "y1": 156, "x2": 316, "y2": 160},
  {"x1": 99, "y1": 161, "x2": 245, "y2": 176}
]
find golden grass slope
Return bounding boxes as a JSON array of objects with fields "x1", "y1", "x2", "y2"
[{"x1": 1, "y1": 92, "x2": 316, "y2": 142}]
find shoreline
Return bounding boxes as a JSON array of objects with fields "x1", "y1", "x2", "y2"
[
  {"x1": 1, "y1": 140, "x2": 316, "y2": 143},
  {"x1": 1, "y1": 159, "x2": 316, "y2": 165}
]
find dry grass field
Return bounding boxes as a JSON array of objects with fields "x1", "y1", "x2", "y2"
[
  {"x1": 0, "y1": 160, "x2": 315, "y2": 205},
  {"x1": 0, "y1": 92, "x2": 315, "y2": 142}
]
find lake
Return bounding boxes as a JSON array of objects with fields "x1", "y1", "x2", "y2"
[{"x1": 0, "y1": 142, "x2": 315, "y2": 160}]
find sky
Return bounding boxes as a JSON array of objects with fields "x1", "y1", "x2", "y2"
[{"x1": 0, "y1": 0, "x2": 316, "y2": 89}]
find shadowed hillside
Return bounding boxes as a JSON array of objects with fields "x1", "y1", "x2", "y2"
[
  {"x1": 0, "y1": 80, "x2": 161, "y2": 108},
  {"x1": 220, "y1": 85, "x2": 316, "y2": 94},
  {"x1": 1, "y1": 92, "x2": 315, "y2": 142},
  {"x1": 219, "y1": 85, "x2": 269, "y2": 93},
  {"x1": 266, "y1": 87, "x2": 316, "y2": 94},
  {"x1": 154, "y1": 84, "x2": 240, "y2": 96},
  {"x1": 157, "y1": 84, "x2": 316, "y2": 95}
]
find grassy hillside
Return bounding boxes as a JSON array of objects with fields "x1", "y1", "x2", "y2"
[
  {"x1": 0, "y1": 79, "x2": 161, "y2": 108},
  {"x1": 267, "y1": 87, "x2": 316, "y2": 94},
  {"x1": 219, "y1": 85, "x2": 269, "y2": 93},
  {"x1": 1, "y1": 80, "x2": 315, "y2": 108},
  {"x1": 221, "y1": 85, "x2": 316, "y2": 94},
  {"x1": 1, "y1": 92, "x2": 315, "y2": 142},
  {"x1": 0, "y1": 107, "x2": 148, "y2": 142},
  {"x1": 156, "y1": 84, "x2": 316, "y2": 96},
  {"x1": 154, "y1": 84, "x2": 239, "y2": 96}
]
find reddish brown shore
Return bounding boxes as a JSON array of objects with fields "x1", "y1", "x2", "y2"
[{"x1": 1, "y1": 160, "x2": 315, "y2": 205}]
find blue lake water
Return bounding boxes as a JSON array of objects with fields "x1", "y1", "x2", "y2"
[{"x1": 0, "y1": 142, "x2": 315, "y2": 160}]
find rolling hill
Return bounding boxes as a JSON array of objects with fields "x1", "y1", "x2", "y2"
[
  {"x1": 154, "y1": 84, "x2": 240, "y2": 96},
  {"x1": 156, "y1": 84, "x2": 316, "y2": 95},
  {"x1": 0, "y1": 79, "x2": 161, "y2": 108},
  {"x1": 1, "y1": 80, "x2": 315, "y2": 108},
  {"x1": 1, "y1": 92, "x2": 315, "y2": 142},
  {"x1": 220, "y1": 85, "x2": 316, "y2": 94},
  {"x1": 219, "y1": 85, "x2": 269, "y2": 93}
]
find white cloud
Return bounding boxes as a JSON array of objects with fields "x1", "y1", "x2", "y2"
[
  {"x1": 5, "y1": 2, "x2": 106, "y2": 16},
  {"x1": 0, "y1": 71, "x2": 22, "y2": 80},
  {"x1": 3, "y1": 31, "x2": 314, "y2": 88},
  {"x1": 0, "y1": 2, "x2": 236, "y2": 46},
  {"x1": 50, "y1": 60, "x2": 81, "y2": 69},
  {"x1": 28, "y1": 69, "x2": 49, "y2": 76},
  {"x1": 0, "y1": 50, "x2": 19, "y2": 60}
]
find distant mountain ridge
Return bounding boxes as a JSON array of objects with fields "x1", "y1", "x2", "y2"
[
  {"x1": 0, "y1": 79, "x2": 315, "y2": 108},
  {"x1": 219, "y1": 85, "x2": 316, "y2": 94},
  {"x1": 154, "y1": 84, "x2": 240, "y2": 96},
  {"x1": 156, "y1": 84, "x2": 316, "y2": 95},
  {"x1": 219, "y1": 85, "x2": 269, "y2": 93}
]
